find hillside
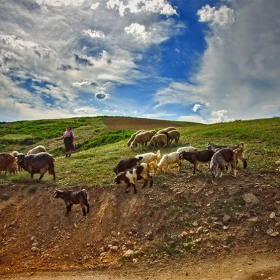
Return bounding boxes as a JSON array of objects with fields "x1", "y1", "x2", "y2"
[{"x1": 0, "y1": 117, "x2": 280, "y2": 279}]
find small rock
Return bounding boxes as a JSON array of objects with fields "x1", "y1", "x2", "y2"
[
  {"x1": 266, "y1": 228, "x2": 279, "y2": 237},
  {"x1": 223, "y1": 214, "x2": 231, "y2": 224},
  {"x1": 269, "y1": 212, "x2": 276, "y2": 219},
  {"x1": 242, "y1": 193, "x2": 259, "y2": 205},
  {"x1": 123, "y1": 249, "x2": 135, "y2": 258}
]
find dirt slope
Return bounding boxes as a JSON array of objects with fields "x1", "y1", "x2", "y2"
[{"x1": 1, "y1": 168, "x2": 280, "y2": 279}]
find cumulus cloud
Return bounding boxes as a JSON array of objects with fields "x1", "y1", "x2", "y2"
[{"x1": 106, "y1": 0, "x2": 178, "y2": 17}]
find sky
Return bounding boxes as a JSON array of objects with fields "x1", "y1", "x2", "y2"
[{"x1": 0, "y1": 0, "x2": 280, "y2": 124}]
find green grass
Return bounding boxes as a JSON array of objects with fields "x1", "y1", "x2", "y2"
[{"x1": 0, "y1": 116, "x2": 280, "y2": 187}]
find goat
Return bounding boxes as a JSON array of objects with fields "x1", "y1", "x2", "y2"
[
  {"x1": 207, "y1": 142, "x2": 240, "y2": 151},
  {"x1": 233, "y1": 143, "x2": 247, "y2": 168},
  {"x1": 27, "y1": 145, "x2": 46, "y2": 155},
  {"x1": 54, "y1": 189, "x2": 89, "y2": 216},
  {"x1": 127, "y1": 129, "x2": 145, "y2": 147},
  {"x1": 210, "y1": 148, "x2": 236, "y2": 178},
  {"x1": 179, "y1": 150, "x2": 215, "y2": 174},
  {"x1": 135, "y1": 150, "x2": 161, "y2": 174},
  {"x1": 113, "y1": 156, "x2": 143, "y2": 175},
  {"x1": 130, "y1": 131, "x2": 155, "y2": 151},
  {"x1": 156, "y1": 151, "x2": 181, "y2": 173},
  {"x1": 0, "y1": 153, "x2": 18, "y2": 175},
  {"x1": 148, "y1": 134, "x2": 167, "y2": 148},
  {"x1": 17, "y1": 152, "x2": 56, "y2": 181},
  {"x1": 113, "y1": 162, "x2": 153, "y2": 194}
]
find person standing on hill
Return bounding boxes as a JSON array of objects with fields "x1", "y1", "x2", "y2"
[{"x1": 58, "y1": 125, "x2": 75, "y2": 157}]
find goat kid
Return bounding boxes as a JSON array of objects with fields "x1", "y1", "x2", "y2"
[
  {"x1": 210, "y1": 148, "x2": 236, "y2": 178},
  {"x1": 54, "y1": 189, "x2": 90, "y2": 216}
]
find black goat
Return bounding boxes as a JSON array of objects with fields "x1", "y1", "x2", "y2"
[
  {"x1": 54, "y1": 189, "x2": 90, "y2": 216},
  {"x1": 179, "y1": 150, "x2": 215, "y2": 174},
  {"x1": 113, "y1": 156, "x2": 143, "y2": 175}
]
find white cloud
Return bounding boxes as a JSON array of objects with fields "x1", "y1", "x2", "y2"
[
  {"x1": 82, "y1": 29, "x2": 105, "y2": 38},
  {"x1": 35, "y1": 0, "x2": 85, "y2": 6},
  {"x1": 178, "y1": 115, "x2": 205, "y2": 124},
  {"x1": 197, "y1": 4, "x2": 235, "y2": 26},
  {"x1": 192, "y1": 104, "x2": 202, "y2": 112},
  {"x1": 106, "y1": 0, "x2": 177, "y2": 17},
  {"x1": 124, "y1": 23, "x2": 148, "y2": 43}
]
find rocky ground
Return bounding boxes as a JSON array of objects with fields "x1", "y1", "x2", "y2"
[{"x1": 1, "y1": 165, "x2": 280, "y2": 279}]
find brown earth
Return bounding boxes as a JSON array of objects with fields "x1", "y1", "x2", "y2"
[{"x1": 1, "y1": 118, "x2": 280, "y2": 279}]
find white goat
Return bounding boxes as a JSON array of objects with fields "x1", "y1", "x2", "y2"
[
  {"x1": 156, "y1": 151, "x2": 181, "y2": 173},
  {"x1": 135, "y1": 150, "x2": 161, "y2": 174}
]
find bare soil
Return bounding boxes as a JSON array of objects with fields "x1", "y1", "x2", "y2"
[{"x1": 1, "y1": 118, "x2": 280, "y2": 279}]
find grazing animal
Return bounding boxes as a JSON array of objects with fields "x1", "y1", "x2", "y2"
[
  {"x1": 233, "y1": 143, "x2": 247, "y2": 168},
  {"x1": 156, "y1": 151, "x2": 182, "y2": 173},
  {"x1": 17, "y1": 152, "x2": 56, "y2": 181},
  {"x1": 135, "y1": 150, "x2": 161, "y2": 174},
  {"x1": 207, "y1": 142, "x2": 240, "y2": 151},
  {"x1": 210, "y1": 148, "x2": 236, "y2": 178},
  {"x1": 0, "y1": 153, "x2": 18, "y2": 174},
  {"x1": 167, "y1": 130, "x2": 180, "y2": 145},
  {"x1": 130, "y1": 131, "x2": 155, "y2": 151},
  {"x1": 176, "y1": 146, "x2": 198, "y2": 153},
  {"x1": 27, "y1": 145, "x2": 46, "y2": 155},
  {"x1": 127, "y1": 130, "x2": 145, "y2": 147},
  {"x1": 179, "y1": 150, "x2": 215, "y2": 174},
  {"x1": 113, "y1": 162, "x2": 153, "y2": 194},
  {"x1": 113, "y1": 156, "x2": 143, "y2": 175},
  {"x1": 148, "y1": 133, "x2": 168, "y2": 148},
  {"x1": 54, "y1": 189, "x2": 90, "y2": 216}
]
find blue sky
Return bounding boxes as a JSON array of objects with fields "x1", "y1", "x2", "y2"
[{"x1": 0, "y1": 0, "x2": 279, "y2": 123}]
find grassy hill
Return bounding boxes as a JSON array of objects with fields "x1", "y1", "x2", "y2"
[{"x1": 0, "y1": 116, "x2": 279, "y2": 186}]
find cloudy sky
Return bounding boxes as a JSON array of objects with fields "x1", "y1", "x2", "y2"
[{"x1": 0, "y1": 0, "x2": 279, "y2": 123}]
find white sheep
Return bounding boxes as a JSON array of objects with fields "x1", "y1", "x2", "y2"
[
  {"x1": 148, "y1": 134, "x2": 167, "y2": 148},
  {"x1": 130, "y1": 131, "x2": 155, "y2": 151},
  {"x1": 27, "y1": 145, "x2": 46, "y2": 155},
  {"x1": 135, "y1": 150, "x2": 161, "y2": 174},
  {"x1": 156, "y1": 151, "x2": 181, "y2": 173},
  {"x1": 157, "y1": 127, "x2": 177, "y2": 133},
  {"x1": 127, "y1": 129, "x2": 145, "y2": 147},
  {"x1": 176, "y1": 146, "x2": 197, "y2": 153}
]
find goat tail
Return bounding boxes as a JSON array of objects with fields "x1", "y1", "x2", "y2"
[{"x1": 156, "y1": 150, "x2": 161, "y2": 158}]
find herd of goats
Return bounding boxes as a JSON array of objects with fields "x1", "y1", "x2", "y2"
[
  {"x1": 0, "y1": 126, "x2": 247, "y2": 216},
  {"x1": 112, "y1": 126, "x2": 247, "y2": 194}
]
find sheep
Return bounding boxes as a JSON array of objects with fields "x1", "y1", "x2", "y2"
[
  {"x1": 148, "y1": 133, "x2": 167, "y2": 149},
  {"x1": 135, "y1": 150, "x2": 161, "y2": 174},
  {"x1": 127, "y1": 129, "x2": 145, "y2": 147},
  {"x1": 54, "y1": 189, "x2": 90, "y2": 216},
  {"x1": 156, "y1": 151, "x2": 182, "y2": 173},
  {"x1": 130, "y1": 131, "x2": 155, "y2": 151},
  {"x1": 113, "y1": 162, "x2": 153, "y2": 194},
  {"x1": 176, "y1": 146, "x2": 198, "y2": 153},
  {"x1": 157, "y1": 127, "x2": 177, "y2": 133},
  {"x1": 113, "y1": 156, "x2": 143, "y2": 175},
  {"x1": 167, "y1": 130, "x2": 180, "y2": 145},
  {"x1": 0, "y1": 153, "x2": 18, "y2": 175},
  {"x1": 27, "y1": 145, "x2": 46, "y2": 155},
  {"x1": 17, "y1": 152, "x2": 56, "y2": 181},
  {"x1": 179, "y1": 150, "x2": 215, "y2": 174},
  {"x1": 210, "y1": 148, "x2": 236, "y2": 178},
  {"x1": 233, "y1": 143, "x2": 247, "y2": 168}
]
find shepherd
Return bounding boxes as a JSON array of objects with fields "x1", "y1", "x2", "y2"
[{"x1": 58, "y1": 125, "x2": 75, "y2": 157}]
